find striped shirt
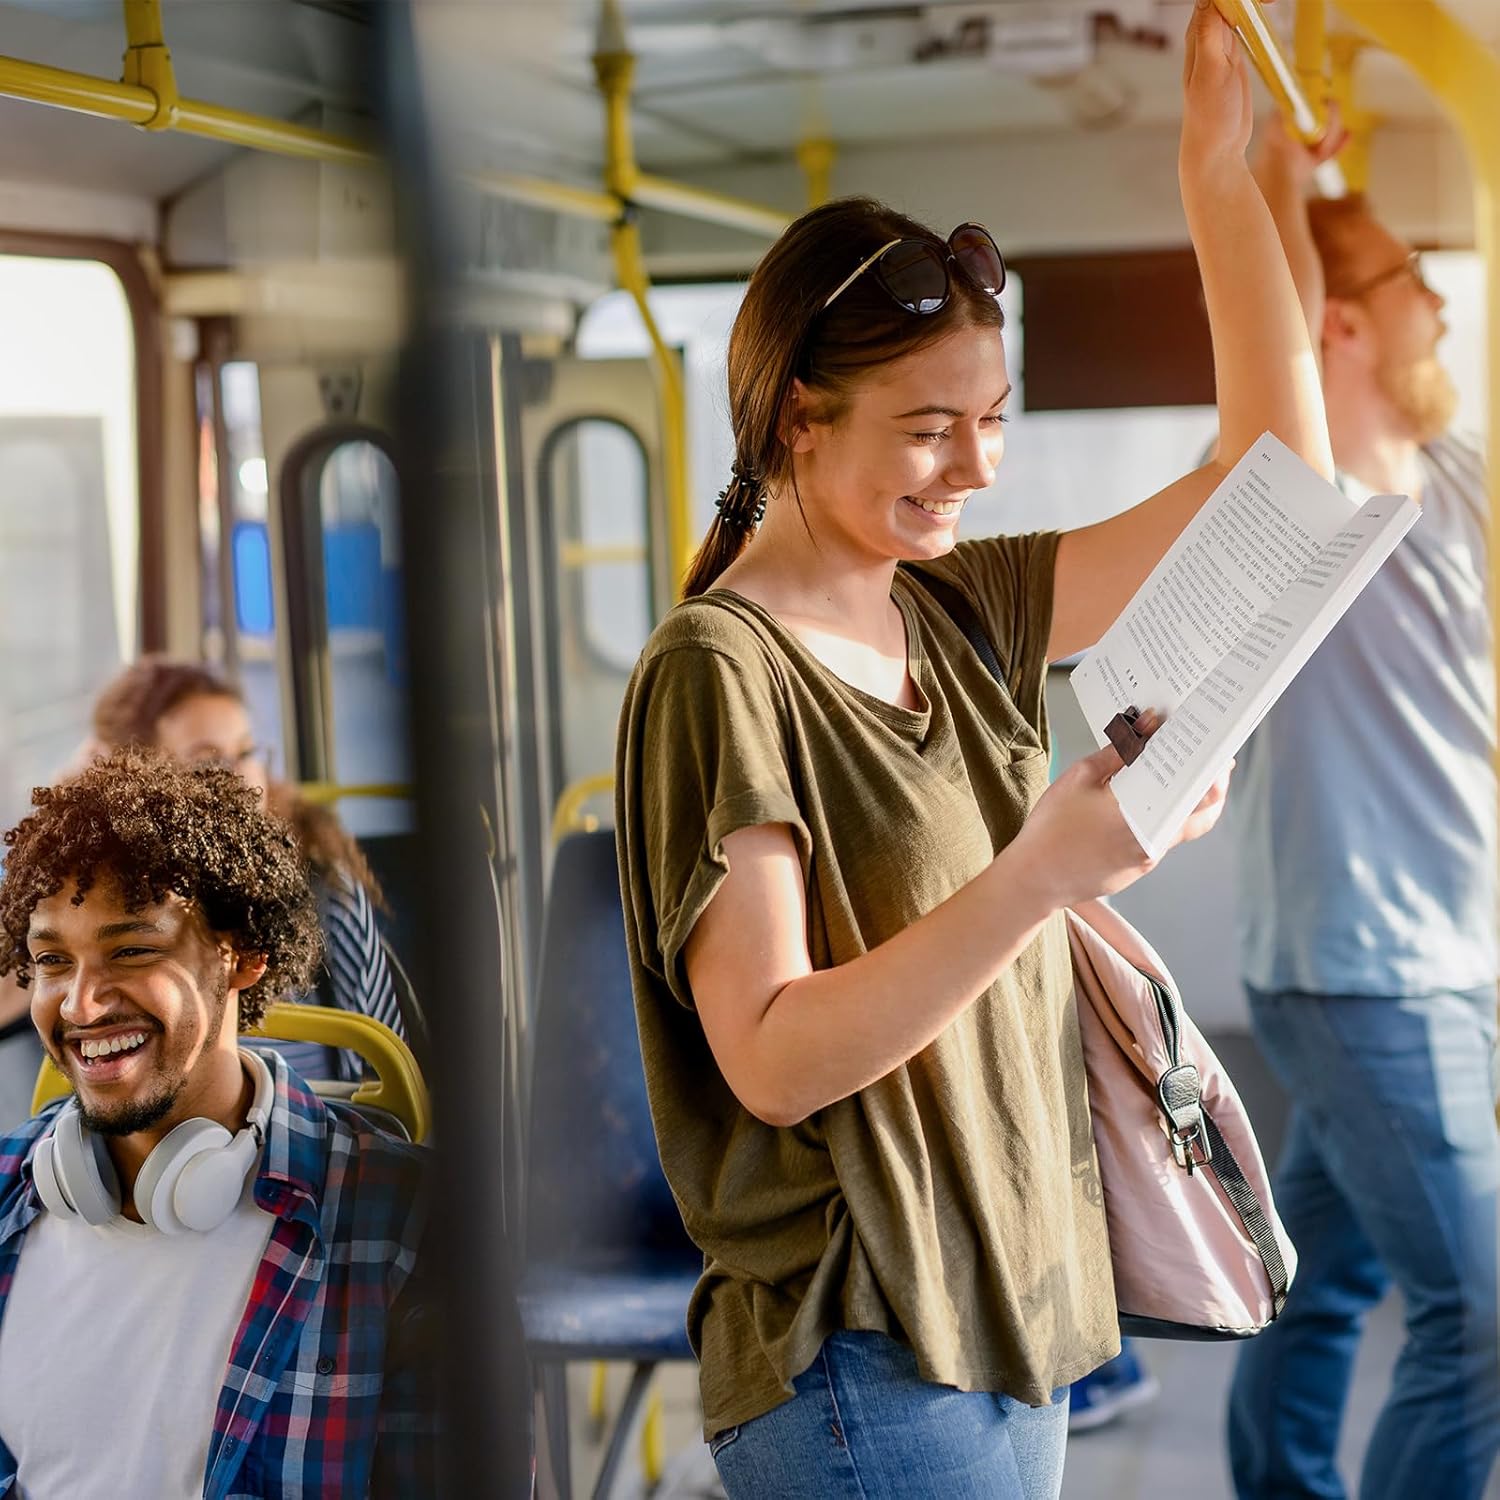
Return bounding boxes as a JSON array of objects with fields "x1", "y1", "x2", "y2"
[
  {"x1": 0, "y1": 1048, "x2": 436, "y2": 1498},
  {"x1": 268, "y1": 873, "x2": 407, "y2": 1085}
]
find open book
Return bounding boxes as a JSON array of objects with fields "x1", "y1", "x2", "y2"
[{"x1": 1070, "y1": 432, "x2": 1419, "y2": 860}]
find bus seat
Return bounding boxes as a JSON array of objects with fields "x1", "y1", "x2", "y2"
[
  {"x1": 518, "y1": 829, "x2": 700, "y2": 1500},
  {"x1": 32, "y1": 1003, "x2": 431, "y2": 1144}
]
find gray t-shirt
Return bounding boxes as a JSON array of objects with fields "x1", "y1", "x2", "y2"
[{"x1": 1234, "y1": 433, "x2": 1497, "y2": 996}]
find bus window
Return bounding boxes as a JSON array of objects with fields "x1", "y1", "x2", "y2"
[
  {"x1": 542, "y1": 416, "x2": 652, "y2": 793},
  {"x1": 0, "y1": 255, "x2": 137, "y2": 827},
  {"x1": 312, "y1": 436, "x2": 412, "y2": 837},
  {"x1": 217, "y1": 360, "x2": 284, "y2": 774}
]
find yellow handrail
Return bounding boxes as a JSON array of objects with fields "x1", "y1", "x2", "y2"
[
  {"x1": 551, "y1": 774, "x2": 614, "y2": 845},
  {"x1": 1213, "y1": 0, "x2": 1346, "y2": 196},
  {"x1": 798, "y1": 138, "x2": 837, "y2": 211},
  {"x1": 1292, "y1": 0, "x2": 1328, "y2": 122},
  {"x1": 595, "y1": 41, "x2": 695, "y2": 593},
  {"x1": 1327, "y1": 35, "x2": 1379, "y2": 195},
  {"x1": 466, "y1": 169, "x2": 620, "y2": 225},
  {"x1": 33, "y1": 1004, "x2": 431, "y2": 1142},
  {"x1": 296, "y1": 781, "x2": 413, "y2": 806},
  {"x1": 0, "y1": 48, "x2": 373, "y2": 168},
  {"x1": 0, "y1": 2, "x2": 786, "y2": 245},
  {"x1": 632, "y1": 173, "x2": 791, "y2": 239}
]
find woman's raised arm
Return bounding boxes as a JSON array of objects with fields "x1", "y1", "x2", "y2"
[{"x1": 1048, "y1": 0, "x2": 1333, "y2": 662}]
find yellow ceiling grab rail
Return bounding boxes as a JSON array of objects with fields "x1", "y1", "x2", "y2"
[
  {"x1": 33, "y1": 1003, "x2": 431, "y2": 1143},
  {"x1": 1212, "y1": 0, "x2": 1346, "y2": 197},
  {"x1": 0, "y1": 0, "x2": 790, "y2": 256},
  {"x1": 0, "y1": 0, "x2": 374, "y2": 167}
]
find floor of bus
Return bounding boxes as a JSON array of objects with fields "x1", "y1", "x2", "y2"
[{"x1": 551, "y1": 1031, "x2": 1500, "y2": 1500}]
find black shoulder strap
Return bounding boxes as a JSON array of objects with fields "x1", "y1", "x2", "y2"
[
  {"x1": 900, "y1": 564, "x2": 1006, "y2": 687},
  {"x1": 1200, "y1": 1112, "x2": 1292, "y2": 1318}
]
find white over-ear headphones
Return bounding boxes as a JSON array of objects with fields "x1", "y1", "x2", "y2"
[{"x1": 31, "y1": 1049, "x2": 273, "y2": 1235}]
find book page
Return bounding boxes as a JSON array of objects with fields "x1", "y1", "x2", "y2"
[
  {"x1": 1106, "y1": 491, "x2": 1420, "y2": 857},
  {"x1": 1071, "y1": 434, "x2": 1357, "y2": 747}
]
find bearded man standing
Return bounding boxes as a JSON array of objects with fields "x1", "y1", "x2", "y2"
[{"x1": 1226, "y1": 125, "x2": 1500, "y2": 1500}]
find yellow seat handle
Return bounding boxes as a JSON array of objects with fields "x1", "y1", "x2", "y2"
[{"x1": 32, "y1": 1003, "x2": 431, "y2": 1143}]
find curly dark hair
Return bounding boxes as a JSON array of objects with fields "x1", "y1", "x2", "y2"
[
  {"x1": 0, "y1": 748, "x2": 322, "y2": 1028},
  {"x1": 92, "y1": 655, "x2": 387, "y2": 910}
]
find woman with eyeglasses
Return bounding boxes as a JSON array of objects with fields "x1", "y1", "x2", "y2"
[
  {"x1": 616, "y1": 4, "x2": 1333, "y2": 1495},
  {"x1": 78, "y1": 657, "x2": 408, "y2": 1083}
]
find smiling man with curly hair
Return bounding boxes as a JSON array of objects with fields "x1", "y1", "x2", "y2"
[
  {"x1": 0, "y1": 749, "x2": 321, "y2": 1129},
  {"x1": 0, "y1": 749, "x2": 437, "y2": 1498}
]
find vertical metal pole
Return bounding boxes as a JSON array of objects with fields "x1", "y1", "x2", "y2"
[
  {"x1": 370, "y1": 3, "x2": 531, "y2": 1492},
  {"x1": 798, "y1": 138, "x2": 837, "y2": 210}
]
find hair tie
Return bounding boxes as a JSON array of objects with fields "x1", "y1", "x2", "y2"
[{"x1": 716, "y1": 462, "x2": 766, "y2": 531}]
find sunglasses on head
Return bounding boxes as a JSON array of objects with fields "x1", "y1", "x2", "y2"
[{"x1": 822, "y1": 223, "x2": 1007, "y2": 316}]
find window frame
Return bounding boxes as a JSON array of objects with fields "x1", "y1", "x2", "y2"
[
  {"x1": 277, "y1": 420, "x2": 401, "y2": 783},
  {"x1": 0, "y1": 230, "x2": 164, "y2": 651},
  {"x1": 535, "y1": 411, "x2": 654, "y2": 795}
]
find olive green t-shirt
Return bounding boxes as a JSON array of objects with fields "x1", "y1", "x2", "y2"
[{"x1": 615, "y1": 533, "x2": 1118, "y2": 1438}]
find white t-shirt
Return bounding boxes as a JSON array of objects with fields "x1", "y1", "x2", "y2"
[{"x1": 0, "y1": 1169, "x2": 274, "y2": 1499}]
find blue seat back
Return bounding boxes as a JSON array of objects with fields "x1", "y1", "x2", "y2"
[{"x1": 525, "y1": 829, "x2": 697, "y2": 1267}]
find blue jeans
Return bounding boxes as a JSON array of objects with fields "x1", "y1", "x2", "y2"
[
  {"x1": 1229, "y1": 986, "x2": 1500, "y2": 1500},
  {"x1": 710, "y1": 1330, "x2": 1068, "y2": 1499}
]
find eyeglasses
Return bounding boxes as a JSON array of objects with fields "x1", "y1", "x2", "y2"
[
  {"x1": 1333, "y1": 250, "x2": 1429, "y2": 301},
  {"x1": 822, "y1": 223, "x2": 1007, "y2": 316},
  {"x1": 190, "y1": 743, "x2": 274, "y2": 776}
]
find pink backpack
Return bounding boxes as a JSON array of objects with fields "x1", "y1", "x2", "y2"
[{"x1": 1069, "y1": 899, "x2": 1296, "y2": 1338}]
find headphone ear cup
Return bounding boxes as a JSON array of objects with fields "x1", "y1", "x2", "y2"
[
  {"x1": 31, "y1": 1133, "x2": 74, "y2": 1218},
  {"x1": 47, "y1": 1109, "x2": 121, "y2": 1226},
  {"x1": 173, "y1": 1129, "x2": 259, "y2": 1233},
  {"x1": 135, "y1": 1119, "x2": 234, "y2": 1235}
]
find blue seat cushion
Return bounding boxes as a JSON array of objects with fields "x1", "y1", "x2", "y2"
[{"x1": 519, "y1": 1258, "x2": 699, "y2": 1362}]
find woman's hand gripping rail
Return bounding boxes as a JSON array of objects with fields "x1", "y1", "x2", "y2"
[{"x1": 1183, "y1": 0, "x2": 1333, "y2": 479}]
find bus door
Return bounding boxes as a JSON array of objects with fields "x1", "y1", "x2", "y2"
[{"x1": 517, "y1": 354, "x2": 665, "y2": 847}]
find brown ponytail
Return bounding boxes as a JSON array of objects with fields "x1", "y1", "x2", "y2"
[
  {"x1": 678, "y1": 196, "x2": 1004, "y2": 599},
  {"x1": 682, "y1": 467, "x2": 766, "y2": 599}
]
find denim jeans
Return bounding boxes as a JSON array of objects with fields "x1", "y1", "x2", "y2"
[
  {"x1": 1228, "y1": 985, "x2": 1500, "y2": 1500},
  {"x1": 710, "y1": 1330, "x2": 1069, "y2": 1499}
]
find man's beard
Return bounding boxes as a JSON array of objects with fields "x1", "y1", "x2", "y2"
[
  {"x1": 1378, "y1": 353, "x2": 1459, "y2": 445},
  {"x1": 77, "y1": 1074, "x2": 182, "y2": 1137},
  {"x1": 69, "y1": 969, "x2": 230, "y2": 1137}
]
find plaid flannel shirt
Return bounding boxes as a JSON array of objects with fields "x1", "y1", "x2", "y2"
[{"x1": 0, "y1": 1048, "x2": 437, "y2": 1498}]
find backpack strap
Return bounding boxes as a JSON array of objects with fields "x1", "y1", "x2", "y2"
[{"x1": 900, "y1": 565, "x2": 1006, "y2": 685}]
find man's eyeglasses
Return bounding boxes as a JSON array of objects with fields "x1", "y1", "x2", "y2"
[
  {"x1": 822, "y1": 223, "x2": 1007, "y2": 316},
  {"x1": 1332, "y1": 250, "x2": 1429, "y2": 301}
]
